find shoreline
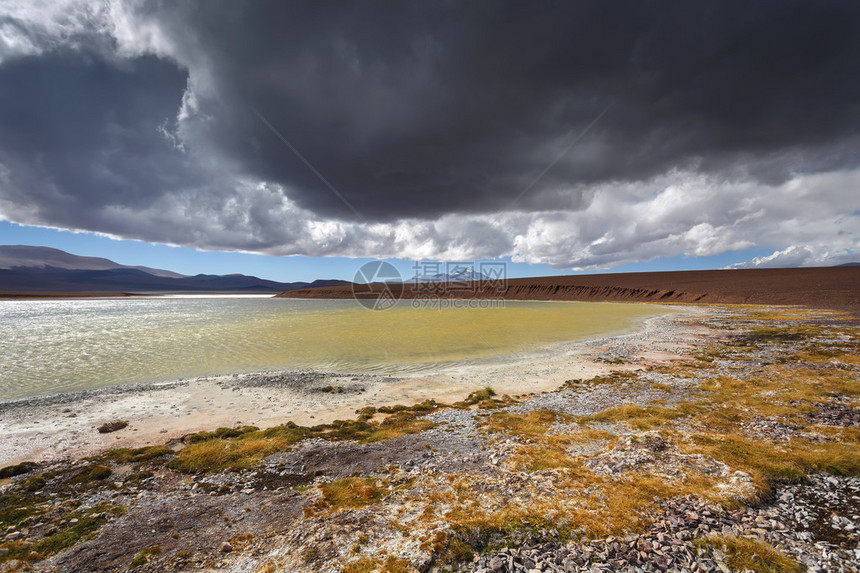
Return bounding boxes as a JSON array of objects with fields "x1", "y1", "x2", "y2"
[
  {"x1": 0, "y1": 291, "x2": 160, "y2": 299},
  {"x1": 0, "y1": 305, "x2": 705, "y2": 466}
]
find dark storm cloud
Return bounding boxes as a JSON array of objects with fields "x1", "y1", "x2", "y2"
[
  {"x1": 154, "y1": 0, "x2": 860, "y2": 219},
  {"x1": 0, "y1": 53, "x2": 194, "y2": 226},
  {"x1": 0, "y1": 0, "x2": 858, "y2": 267}
]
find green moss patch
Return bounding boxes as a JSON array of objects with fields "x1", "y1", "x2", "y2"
[
  {"x1": 0, "y1": 461, "x2": 38, "y2": 479},
  {"x1": 98, "y1": 445, "x2": 174, "y2": 464},
  {"x1": 69, "y1": 464, "x2": 112, "y2": 485},
  {"x1": 1, "y1": 503, "x2": 124, "y2": 564},
  {"x1": 130, "y1": 545, "x2": 162, "y2": 568}
]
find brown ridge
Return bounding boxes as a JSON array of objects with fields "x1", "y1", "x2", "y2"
[{"x1": 277, "y1": 267, "x2": 860, "y2": 315}]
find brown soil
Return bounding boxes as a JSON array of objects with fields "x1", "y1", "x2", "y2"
[{"x1": 277, "y1": 267, "x2": 860, "y2": 315}]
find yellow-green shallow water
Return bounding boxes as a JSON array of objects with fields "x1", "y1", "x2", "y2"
[{"x1": 0, "y1": 297, "x2": 674, "y2": 400}]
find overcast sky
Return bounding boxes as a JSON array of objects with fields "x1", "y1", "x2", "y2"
[{"x1": 0, "y1": 0, "x2": 858, "y2": 273}]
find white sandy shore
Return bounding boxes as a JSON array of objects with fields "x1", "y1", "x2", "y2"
[{"x1": 0, "y1": 305, "x2": 713, "y2": 466}]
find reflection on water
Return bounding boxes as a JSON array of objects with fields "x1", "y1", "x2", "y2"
[{"x1": 0, "y1": 297, "x2": 670, "y2": 400}]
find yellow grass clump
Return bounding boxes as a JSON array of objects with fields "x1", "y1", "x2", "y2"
[
  {"x1": 695, "y1": 534, "x2": 803, "y2": 573},
  {"x1": 167, "y1": 437, "x2": 287, "y2": 474}
]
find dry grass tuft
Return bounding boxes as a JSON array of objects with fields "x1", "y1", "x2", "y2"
[
  {"x1": 97, "y1": 445, "x2": 173, "y2": 464},
  {"x1": 510, "y1": 442, "x2": 582, "y2": 472},
  {"x1": 129, "y1": 545, "x2": 161, "y2": 568},
  {"x1": 309, "y1": 477, "x2": 392, "y2": 515},
  {"x1": 577, "y1": 403, "x2": 698, "y2": 430},
  {"x1": 484, "y1": 409, "x2": 567, "y2": 438},
  {"x1": 695, "y1": 534, "x2": 803, "y2": 573},
  {"x1": 168, "y1": 405, "x2": 440, "y2": 474},
  {"x1": 167, "y1": 437, "x2": 286, "y2": 474},
  {"x1": 343, "y1": 555, "x2": 414, "y2": 573},
  {"x1": 687, "y1": 432, "x2": 860, "y2": 495}
]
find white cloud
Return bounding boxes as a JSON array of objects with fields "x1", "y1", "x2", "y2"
[
  {"x1": 5, "y1": 165, "x2": 857, "y2": 270},
  {"x1": 729, "y1": 244, "x2": 860, "y2": 269},
  {"x1": 503, "y1": 170, "x2": 860, "y2": 269},
  {"x1": 0, "y1": 0, "x2": 114, "y2": 62}
]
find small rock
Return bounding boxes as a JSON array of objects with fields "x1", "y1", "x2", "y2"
[
  {"x1": 97, "y1": 420, "x2": 128, "y2": 433},
  {"x1": 220, "y1": 541, "x2": 232, "y2": 553}
]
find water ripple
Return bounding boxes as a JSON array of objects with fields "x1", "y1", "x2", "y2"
[{"x1": 0, "y1": 298, "x2": 669, "y2": 400}]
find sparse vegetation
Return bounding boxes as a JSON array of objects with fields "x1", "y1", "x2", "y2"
[
  {"x1": 0, "y1": 492, "x2": 39, "y2": 527},
  {"x1": 130, "y1": 545, "x2": 162, "y2": 568},
  {"x1": 688, "y1": 431, "x2": 860, "y2": 494},
  {"x1": 123, "y1": 470, "x2": 154, "y2": 485},
  {"x1": 440, "y1": 538, "x2": 474, "y2": 563},
  {"x1": 69, "y1": 464, "x2": 112, "y2": 485},
  {"x1": 0, "y1": 461, "x2": 38, "y2": 478},
  {"x1": 98, "y1": 445, "x2": 173, "y2": 464},
  {"x1": 168, "y1": 406, "x2": 441, "y2": 473},
  {"x1": 312, "y1": 477, "x2": 391, "y2": 513},
  {"x1": 181, "y1": 425, "x2": 260, "y2": 444},
  {"x1": 453, "y1": 386, "x2": 515, "y2": 409},
  {"x1": 1, "y1": 503, "x2": 125, "y2": 564},
  {"x1": 343, "y1": 555, "x2": 413, "y2": 573},
  {"x1": 695, "y1": 534, "x2": 803, "y2": 573},
  {"x1": 229, "y1": 533, "x2": 254, "y2": 551},
  {"x1": 168, "y1": 436, "x2": 286, "y2": 474},
  {"x1": 511, "y1": 441, "x2": 582, "y2": 472},
  {"x1": 577, "y1": 403, "x2": 698, "y2": 430},
  {"x1": 484, "y1": 409, "x2": 567, "y2": 438},
  {"x1": 19, "y1": 475, "x2": 47, "y2": 492}
]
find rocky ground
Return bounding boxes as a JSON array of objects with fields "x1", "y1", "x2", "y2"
[
  {"x1": 474, "y1": 475, "x2": 860, "y2": 572},
  {"x1": 0, "y1": 306, "x2": 858, "y2": 572}
]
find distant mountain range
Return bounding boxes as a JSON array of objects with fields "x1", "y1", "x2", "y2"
[
  {"x1": 5, "y1": 245, "x2": 857, "y2": 295},
  {"x1": 0, "y1": 246, "x2": 350, "y2": 293}
]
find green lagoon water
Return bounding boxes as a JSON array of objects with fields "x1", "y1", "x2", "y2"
[{"x1": 0, "y1": 297, "x2": 672, "y2": 400}]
